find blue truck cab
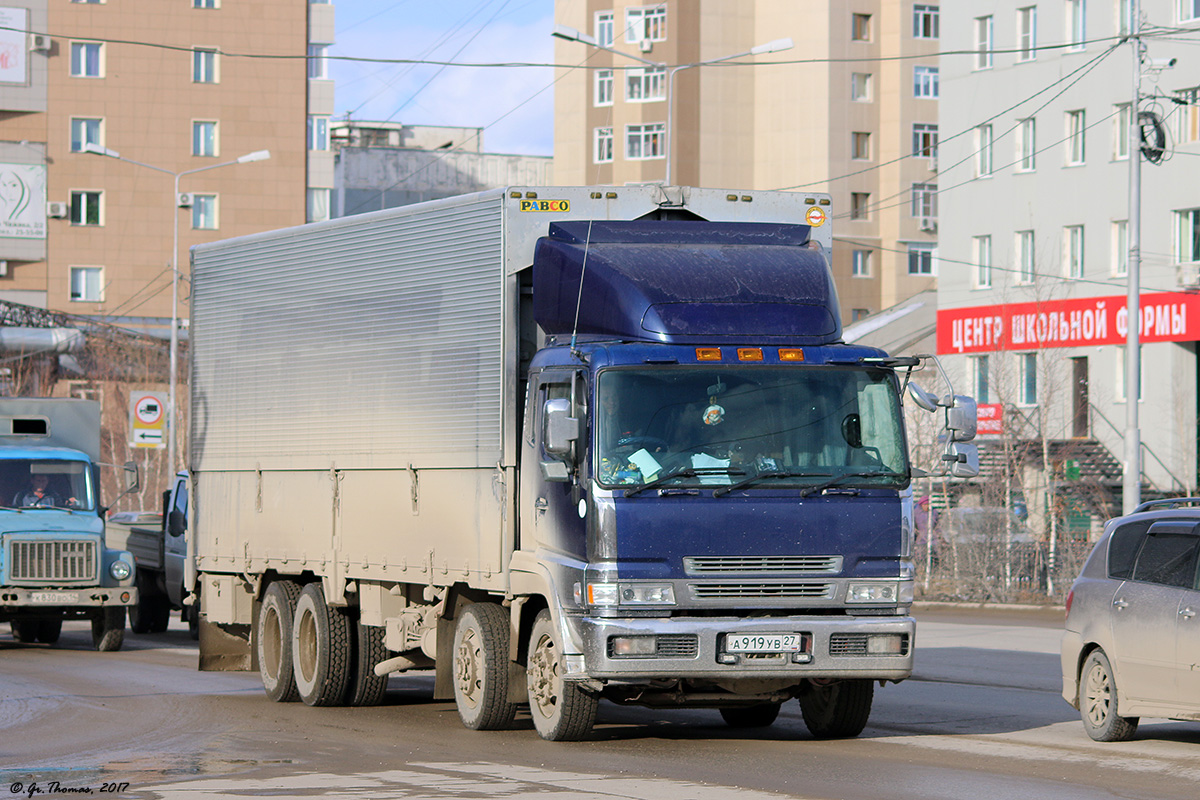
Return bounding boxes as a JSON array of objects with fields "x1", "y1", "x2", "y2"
[{"x1": 0, "y1": 399, "x2": 137, "y2": 651}]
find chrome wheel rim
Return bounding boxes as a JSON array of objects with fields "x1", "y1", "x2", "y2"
[
  {"x1": 528, "y1": 632, "x2": 559, "y2": 718},
  {"x1": 1084, "y1": 662, "x2": 1112, "y2": 727},
  {"x1": 455, "y1": 627, "x2": 482, "y2": 708}
]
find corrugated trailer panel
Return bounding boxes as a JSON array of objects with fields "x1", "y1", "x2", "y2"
[{"x1": 190, "y1": 193, "x2": 507, "y2": 473}]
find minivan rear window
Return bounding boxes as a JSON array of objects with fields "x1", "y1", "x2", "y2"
[
  {"x1": 1108, "y1": 521, "x2": 1153, "y2": 579},
  {"x1": 1131, "y1": 532, "x2": 1200, "y2": 589}
]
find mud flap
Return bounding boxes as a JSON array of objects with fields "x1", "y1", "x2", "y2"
[{"x1": 198, "y1": 619, "x2": 253, "y2": 671}]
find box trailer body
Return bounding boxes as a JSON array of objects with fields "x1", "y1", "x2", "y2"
[
  {"x1": 0, "y1": 398, "x2": 136, "y2": 651},
  {"x1": 190, "y1": 186, "x2": 974, "y2": 739}
]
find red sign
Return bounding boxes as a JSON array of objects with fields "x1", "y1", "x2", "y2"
[
  {"x1": 977, "y1": 403, "x2": 1003, "y2": 436},
  {"x1": 937, "y1": 292, "x2": 1200, "y2": 354}
]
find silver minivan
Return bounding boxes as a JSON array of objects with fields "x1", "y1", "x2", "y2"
[{"x1": 1061, "y1": 500, "x2": 1200, "y2": 741}]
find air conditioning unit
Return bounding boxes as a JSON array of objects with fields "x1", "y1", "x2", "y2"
[
  {"x1": 177, "y1": 193, "x2": 194, "y2": 208},
  {"x1": 29, "y1": 34, "x2": 51, "y2": 53},
  {"x1": 639, "y1": 39, "x2": 653, "y2": 53},
  {"x1": 47, "y1": 202, "x2": 68, "y2": 219},
  {"x1": 919, "y1": 217, "x2": 938, "y2": 233}
]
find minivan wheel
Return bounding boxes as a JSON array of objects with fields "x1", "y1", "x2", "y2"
[{"x1": 1080, "y1": 649, "x2": 1138, "y2": 742}]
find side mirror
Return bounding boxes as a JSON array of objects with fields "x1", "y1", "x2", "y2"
[
  {"x1": 167, "y1": 509, "x2": 186, "y2": 537},
  {"x1": 122, "y1": 461, "x2": 140, "y2": 495},
  {"x1": 908, "y1": 382, "x2": 939, "y2": 412},
  {"x1": 947, "y1": 443, "x2": 980, "y2": 479},
  {"x1": 946, "y1": 395, "x2": 978, "y2": 442},
  {"x1": 543, "y1": 397, "x2": 580, "y2": 458}
]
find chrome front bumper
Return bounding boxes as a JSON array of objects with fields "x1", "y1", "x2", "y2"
[{"x1": 0, "y1": 586, "x2": 137, "y2": 609}]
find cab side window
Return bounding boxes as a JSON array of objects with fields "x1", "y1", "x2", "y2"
[{"x1": 1131, "y1": 532, "x2": 1200, "y2": 589}]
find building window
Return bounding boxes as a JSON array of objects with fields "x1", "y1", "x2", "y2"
[
  {"x1": 975, "y1": 15, "x2": 994, "y2": 69},
  {"x1": 912, "y1": 123, "x2": 938, "y2": 158},
  {"x1": 850, "y1": 192, "x2": 870, "y2": 220},
  {"x1": 913, "y1": 5, "x2": 939, "y2": 38},
  {"x1": 1017, "y1": 230, "x2": 1036, "y2": 282},
  {"x1": 194, "y1": 0, "x2": 218, "y2": 8},
  {"x1": 976, "y1": 124, "x2": 994, "y2": 177},
  {"x1": 193, "y1": 48, "x2": 218, "y2": 83},
  {"x1": 1114, "y1": 103, "x2": 1132, "y2": 158},
  {"x1": 913, "y1": 66, "x2": 938, "y2": 99},
  {"x1": 595, "y1": 69, "x2": 613, "y2": 106},
  {"x1": 911, "y1": 183, "x2": 937, "y2": 219},
  {"x1": 1020, "y1": 353, "x2": 1038, "y2": 405},
  {"x1": 70, "y1": 42, "x2": 103, "y2": 78},
  {"x1": 1177, "y1": 208, "x2": 1200, "y2": 264},
  {"x1": 1065, "y1": 109, "x2": 1086, "y2": 165},
  {"x1": 626, "y1": 66, "x2": 666, "y2": 102},
  {"x1": 851, "y1": 131, "x2": 871, "y2": 160},
  {"x1": 307, "y1": 44, "x2": 328, "y2": 79},
  {"x1": 595, "y1": 10, "x2": 614, "y2": 46},
  {"x1": 852, "y1": 249, "x2": 872, "y2": 277},
  {"x1": 1066, "y1": 0, "x2": 1087, "y2": 50},
  {"x1": 852, "y1": 13, "x2": 871, "y2": 41},
  {"x1": 192, "y1": 194, "x2": 218, "y2": 229},
  {"x1": 307, "y1": 116, "x2": 329, "y2": 151},
  {"x1": 1017, "y1": 117, "x2": 1037, "y2": 171},
  {"x1": 70, "y1": 266, "x2": 103, "y2": 302},
  {"x1": 626, "y1": 5, "x2": 666, "y2": 43},
  {"x1": 1116, "y1": 347, "x2": 1143, "y2": 402},
  {"x1": 973, "y1": 235, "x2": 992, "y2": 288},
  {"x1": 1064, "y1": 225, "x2": 1085, "y2": 279},
  {"x1": 851, "y1": 309, "x2": 871, "y2": 322},
  {"x1": 1176, "y1": 88, "x2": 1199, "y2": 144},
  {"x1": 594, "y1": 127, "x2": 613, "y2": 163},
  {"x1": 70, "y1": 118, "x2": 102, "y2": 152},
  {"x1": 193, "y1": 121, "x2": 217, "y2": 157},
  {"x1": 1112, "y1": 220, "x2": 1128, "y2": 276},
  {"x1": 908, "y1": 244, "x2": 935, "y2": 275},
  {"x1": 626, "y1": 123, "x2": 664, "y2": 160},
  {"x1": 70, "y1": 190, "x2": 101, "y2": 226},
  {"x1": 851, "y1": 73, "x2": 872, "y2": 102},
  {"x1": 972, "y1": 355, "x2": 990, "y2": 404},
  {"x1": 1017, "y1": 6, "x2": 1038, "y2": 61},
  {"x1": 307, "y1": 188, "x2": 330, "y2": 223},
  {"x1": 1182, "y1": 0, "x2": 1200, "y2": 21}
]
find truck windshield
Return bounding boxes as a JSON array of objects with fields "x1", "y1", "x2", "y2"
[
  {"x1": 596, "y1": 367, "x2": 908, "y2": 490},
  {"x1": 2, "y1": 459, "x2": 95, "y2": 511}
]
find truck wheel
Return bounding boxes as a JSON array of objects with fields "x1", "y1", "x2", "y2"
[
  {"x1": 526, "y1": 609, "x2": 597, "y2": 741},
  {"x1": 91, "y1": 608, "x2": 125, "y2": 652},
  {"x1": 130, "y1": 573, "x2": 154, "y2": 634},
  {"x1": 149, "y1": 597, "x2": 171, "y2": 633},
  {"x1": 798, "y1": 679, "x2": 873, "y2": 739},
  {"x1": 258, "y1": 581, "x2": 302, "y2": 702},
  {"x1": 452, "y1": 603, "x2": 518, "y2": 730},
  {"x1": 1080, "y1": 650, "x2": 1139, "y2": 742},
  {"x1": 36, "y1": 617, "x2": 62, "y2": 644},
  {"x1": 10, "y1": 620, "x2": 38, "y2": 643},
  {"x1": 345, "y1": 620, "x2": 389, "y2": 707},
  {"x1": 720, "y1": 703, "x2": 781, "y2": 728},
  {"x1": 186, "y1": 586, "x2": 201, "y2": 641},
  {"x1": 292, "y1": 582, "x2": 352, "y2": 707}
]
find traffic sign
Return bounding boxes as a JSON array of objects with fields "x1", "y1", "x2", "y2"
[{"x1": 130, "y1": 391, "x2": 168, "y2": 449}]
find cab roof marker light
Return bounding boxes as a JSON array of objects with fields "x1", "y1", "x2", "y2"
[
  {"x1": 779, "y1": 348, "x2": 805, "y2": 362},
  {"x1": 696, "y1": 347, "x2": 722, "y2": 361},
  {"x1": 606, "y1": 191, "x2": 618, "y2": 198},
  {"x1": 726, "y1": 194, "x2": 738, "y2": 202},
  {"x1": 741, "y1": 196, "x2": 752, "y2": 202},
  {"x1": 737, "y1": 348, "x2": 763, "y2": 361},
  {"x1": 819, "y1": 198, "x2": 831, "y2": 205},
  {"x1": 804, "y1": 197, "x2": 816, "y2": 204}
]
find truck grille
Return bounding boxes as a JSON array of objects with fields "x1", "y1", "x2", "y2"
[
  {"x1": 684, "y1": 556, "x2": 843, "y2": 575},
  {"x1": 690, "y1": 582, "x2": 833, "y2": 599},
  {"x1": 829, "y1": 633, "x2": 910, "y2": 657},
  {"x1": 6, "y1": 539, "x2": 98, "y2": 585}
]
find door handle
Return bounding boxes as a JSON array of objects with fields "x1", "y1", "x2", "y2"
[
  {"x1": 1112, "y1": 598, "x2": 1129, "y2": 609},
  {"x1": 534, "y1": 497, "x2": 548, "y2": 512},
  {"x1": 1182, "y1": 607, "x2": 1197, "y2": 619}
]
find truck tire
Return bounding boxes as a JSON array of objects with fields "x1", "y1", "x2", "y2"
[
  {"x1": 10, "y1": 620, "x2": 38, "y2": 643},
  {"x1": 258, "y1": 581, "x2": 302, "y2": 702},
  {"x1": 149, "y1": 599, "x2": 171, "y2": 633},
  {"x1": 526, "y1": 609, "x2": 597, "y2": 741},
  {"x1": 292, "y1": 582, "x2": 352, "y2": 707},
  {"x1": 720, "y1": 703, "x2": 782, "y2": 728},
  {"x1": 452, "y1": 603, "x2": 518, "y2": 730},
  {"x1": 186, "y1": 585, "x2": 201, "y2": 641},
  {"x1": 91, "y1": 608, "x2": 125, "y2": 652},
  {"x1": 1080, "y1": 649, "x2": 1138, "y2": 742},
  {"x1": 36, "y1": 617, "x2": 62, "y2": 644},
  {"x1": 798, "y1": 679, "x2": 873, "y2": 739},
  {"x1": 131, "y1": 593, "x2": 171, "y2": 635},
  {"x1": 129, "y1": 573, "x2": 155, "y2": 634},
  {"x1": 345, "y1": 620, "x2": 389, "y2": 707}
]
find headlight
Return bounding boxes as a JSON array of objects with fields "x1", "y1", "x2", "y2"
[
  {"x1": 846, "y1": 582, "x2": 899, "y2": 603},
  {"x1": 587, "y1": 583, "x2": 676, "y2": 606},
  {"x1": 109, "y1": 560, "x2": 132, "y2": 581}
]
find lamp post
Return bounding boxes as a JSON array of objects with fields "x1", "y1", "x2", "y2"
[
  {"x1": 83, "y1": 144, "x2": 270, "y2": 475},
  {"x1": 552, "y1": 25, "x2": 792, "y2": 185}
]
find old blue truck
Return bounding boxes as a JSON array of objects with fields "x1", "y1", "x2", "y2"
[
  {"x1": 0, "y1": 398, "x2": 137, "y2": 651},
  {"x1": 190, "y1": 186, "x2": 978, "y2": 740}
]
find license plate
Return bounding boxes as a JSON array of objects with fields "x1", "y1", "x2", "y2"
[
  {"x1": 724, "y1": 633, "x2": 805, "y2": 653},
  {"x1": 30, "y1": 592, "x2": 78, "y2": 604}
]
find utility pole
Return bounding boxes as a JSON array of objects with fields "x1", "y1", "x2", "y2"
[{"x1": 1123, "y1": 0, "x2": 1143, "y2": 515}]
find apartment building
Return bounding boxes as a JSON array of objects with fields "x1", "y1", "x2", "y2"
[
  {"x1": 553, "y1": 0, "x2": 944, "y2": 322},
  {"x1": 938, "y1": 1, "x2": 1200, "y2": 503},
  {"x1": 0, "y1": 0, "x2": 328, "y2": 330}
]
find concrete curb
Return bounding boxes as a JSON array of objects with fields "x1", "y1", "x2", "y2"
[{"x1": 914, "y1": 600, "x2": 1066, "y2": 612}]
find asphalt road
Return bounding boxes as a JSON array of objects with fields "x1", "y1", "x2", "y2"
[{"x1": 1, "y1": 606, "x2": 1198, "y2": 800}]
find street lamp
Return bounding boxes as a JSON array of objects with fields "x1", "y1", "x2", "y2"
[
  {"x1": 553, "y1": 25, "x2": 793, "y2": 185},
  {"x1": 83, "y1": 143, "x2": 270, "y2": 476}
]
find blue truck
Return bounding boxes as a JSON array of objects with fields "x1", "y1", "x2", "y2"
[
  {"x1": 189, "y1": 186, "x2": 977, "y2": 740},
  {"x1": 0, "y1": 398, "x2": 138, "y2": 651}
]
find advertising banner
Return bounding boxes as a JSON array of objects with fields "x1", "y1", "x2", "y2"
[{"x1": 0, "y1": 7, "x2": 28, "y2": 85}]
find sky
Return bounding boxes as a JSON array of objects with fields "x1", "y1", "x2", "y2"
[{"x1": 329, "y1": 0, "x2": 557, "y2": 156}]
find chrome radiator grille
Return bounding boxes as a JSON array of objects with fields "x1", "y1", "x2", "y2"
[
  {"x1": 684, "y1": 556, "x2": 843, "y2": 575},
  {"x1": 689, "y1": 582, "x2": 834, "y2": 600},
  {"x1": 6, "y1": 539, "x2": 98, "y2": 585}
]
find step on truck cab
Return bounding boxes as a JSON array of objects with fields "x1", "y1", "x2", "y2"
[
  {"x1": 189, "y1": 186, "x2": 978, "y2": 739},
  {"x1": 0, "y1": 398, "x2": 138, "y2": 651}
]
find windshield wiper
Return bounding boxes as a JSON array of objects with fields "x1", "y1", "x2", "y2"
[
  {"x1": 798, "y1": 470, "x2": 904, "y2": 498},
  {"x1": 712, "y1": 470, "x2": 832, "y2": 498},
  {"x1": 623, "y1": 466, "x2": 745, "y2": 498}
]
